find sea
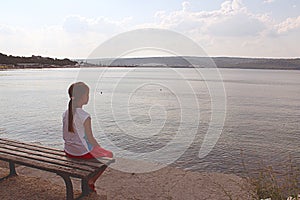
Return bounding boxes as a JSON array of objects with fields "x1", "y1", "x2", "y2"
[{"x1": 0, "y1": 67, "x2": 299, "y2": 175}]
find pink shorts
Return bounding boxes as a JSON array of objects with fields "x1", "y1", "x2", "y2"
[{"x1": 65, "y1": 146, "x2": 113, "y2": 159}]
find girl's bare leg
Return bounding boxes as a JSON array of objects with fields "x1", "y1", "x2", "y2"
[{"x1": 88, "y1": 170, "x2": 105, "y2": 191}]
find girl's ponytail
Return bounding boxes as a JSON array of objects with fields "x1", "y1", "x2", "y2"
[
  {"x1": 68, "y1": 83, "x2": 75, "y2": 132},
  {"x1": 67, "y1": 82, "x2": 89, "y2": 133},
  {"x1": 68, "y1": 98, "x2": 74, "y2": 132}
]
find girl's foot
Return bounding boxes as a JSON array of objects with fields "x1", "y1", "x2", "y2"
[{"x1": 91, "y1": 146, "x2": 113, "y2": 158}]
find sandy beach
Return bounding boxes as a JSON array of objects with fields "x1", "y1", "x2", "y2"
[{"x1": 0, "y1": 160, "x2": 255, "y2": 200}]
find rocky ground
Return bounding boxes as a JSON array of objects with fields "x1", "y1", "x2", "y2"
[{"x1": 0, "y1": 161, "x2": 255, "y2": 200}]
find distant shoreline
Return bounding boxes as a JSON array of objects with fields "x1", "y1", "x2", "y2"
[
  {"x1": 1, "y1": 55, "x2": 300, "y2": 70},
  {"x1": 1, "y1": 64, "x2": 300, "y2": 71}
]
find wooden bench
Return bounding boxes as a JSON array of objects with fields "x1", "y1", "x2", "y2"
[{"x1": 0, "y1": 138, "x2": 115, "y2": 200}]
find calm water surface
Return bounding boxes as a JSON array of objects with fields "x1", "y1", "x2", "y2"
[{"x1": 0, "y1": 68, "x2": 299, "y2": 174}]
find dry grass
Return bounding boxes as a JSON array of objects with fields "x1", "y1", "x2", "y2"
[{"x1": 241, "y1": 151, "x2": 300, "y2": 200}]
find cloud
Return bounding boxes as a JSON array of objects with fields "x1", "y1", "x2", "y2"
[
  {"x1": 145, "y1": 0, "x2": 300, "y2": 57},
  {"x1": 182, "y1": 1, "x2": 191, "y2": 12},
  {"x1": 276, "y1": 16, "x2": 300, "y2": 34},
  {"x1": 63, "y1": 16, "x2": 89, "y2": 33},
  {"x1": 263, "y1": 0, "x2": 275, "y2": 4},
  {"x1": 63, "y1": 15, "x2": 132, "y2": 34},
  {"x1": 151, "y1": 0, "x2": 300, "y2": 39},
  {"x1": 0, "y1": 15, "x2": 132, "y2": 58},
  {"x1": 153, "y1": 0, "x2": 266, "y2": 37},
  {"x1": 221, "y1": 0, "x2": 244, "y2": 12},
  {"x1": 207, "y1": 13, "x2": 266, "y2": 37},
  {"x1": 0, "y1": 0, "x2": 299, "y2": 58},
  {"x1": 0, "y1": 24, "x2": 16, "y2": 35}
]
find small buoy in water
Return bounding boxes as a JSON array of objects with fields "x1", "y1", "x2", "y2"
[
  {"x1": 160, "y1": 88, "x2": 162, "y2": 91},
  {"x1": 100, "y1": 91, "x2": 103, "y2": 94}
]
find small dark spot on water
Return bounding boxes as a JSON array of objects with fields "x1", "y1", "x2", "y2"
[{"x1": 160, "y1": 88, "x2": 162, "y2": 91}]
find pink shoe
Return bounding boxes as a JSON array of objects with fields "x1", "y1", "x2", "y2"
[{"x1": 91, "y1": 146, "x2": 113, "y2": 158}]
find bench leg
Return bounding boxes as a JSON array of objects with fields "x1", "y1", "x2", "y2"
[
  {"x1": 60, "y1": 174, "x2": 74, "y2": 200},
  {"x1": 81, "y1": 178, "x2": 90, "y2": 196},
  {"x1": 8, "y1": 161, "x2": 17, "y2": 176},
  {"x1": 0, "y1": 161, "x2": 17, "y2": 181}
]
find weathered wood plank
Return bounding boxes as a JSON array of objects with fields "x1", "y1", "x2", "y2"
[
  {"x1": 0, "y1": 138, "x2": 63, "y2": 153},
  {"x1": 0, "y1": 151, "x2": 90, "y2": 178},
  {"x1": 0, "y1": 145, "x2": 98, "y2": 173},
  {"x1": 0, "y1": 139, "x2": 105, "y2": 168}
]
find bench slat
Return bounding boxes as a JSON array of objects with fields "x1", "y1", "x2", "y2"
[
  {"x1": 0, "y1": 145, "x2": 99, "y2": 173},
  {"x1": 0, "y1": 138, "x2": 63, "y2": 154},
  {"x1": 0, "y1": 139, "x2": 104, "y2": 168},
  {"x1": 0, "y1": 150, "x2": 90, "y2": 178}
]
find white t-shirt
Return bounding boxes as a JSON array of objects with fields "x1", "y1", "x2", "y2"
[{"x1": 62, "y1": 108, "x2": 92, "y2": 156}]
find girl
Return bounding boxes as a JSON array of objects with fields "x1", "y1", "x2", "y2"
[{"x1": 62, "y1": 82, "x2": 113, "y2": 192}]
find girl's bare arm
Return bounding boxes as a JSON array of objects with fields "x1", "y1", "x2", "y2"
[{"x1": 84, "y1": 117, "x2": 100, "y2": 147}]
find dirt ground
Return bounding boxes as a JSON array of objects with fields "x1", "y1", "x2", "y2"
[{"x1": 0, "y1": 161, "x2": 255, "y2": 200}]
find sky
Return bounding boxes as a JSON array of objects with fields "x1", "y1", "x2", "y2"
[{"x1": 0, "y1": 0, "x2": 299, "y2": 59}]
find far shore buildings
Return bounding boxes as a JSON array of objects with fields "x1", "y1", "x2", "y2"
[
  {"x1": 0, "y1": 63, "x2": 44, "y2": 68},
  {"x1": 16, "y1": 63, "x2": 42, "y2": 68},
  {"x1": 0, "y1": 63, "x2": 78, "y2": 69}
]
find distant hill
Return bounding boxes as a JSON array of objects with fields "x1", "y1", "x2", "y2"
[
  {"x1": 212, "y1": 57, "x2": 300, "y2": 70},
  {"x1": 82, "y1": 56, "x2": 300, "y2": 70},
  {"x1": 1, "y1": 52, "x2": 300, "y2": 70},
  {"x1": 0, "y1": 53, "x2": 77, "y2": 68}
]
